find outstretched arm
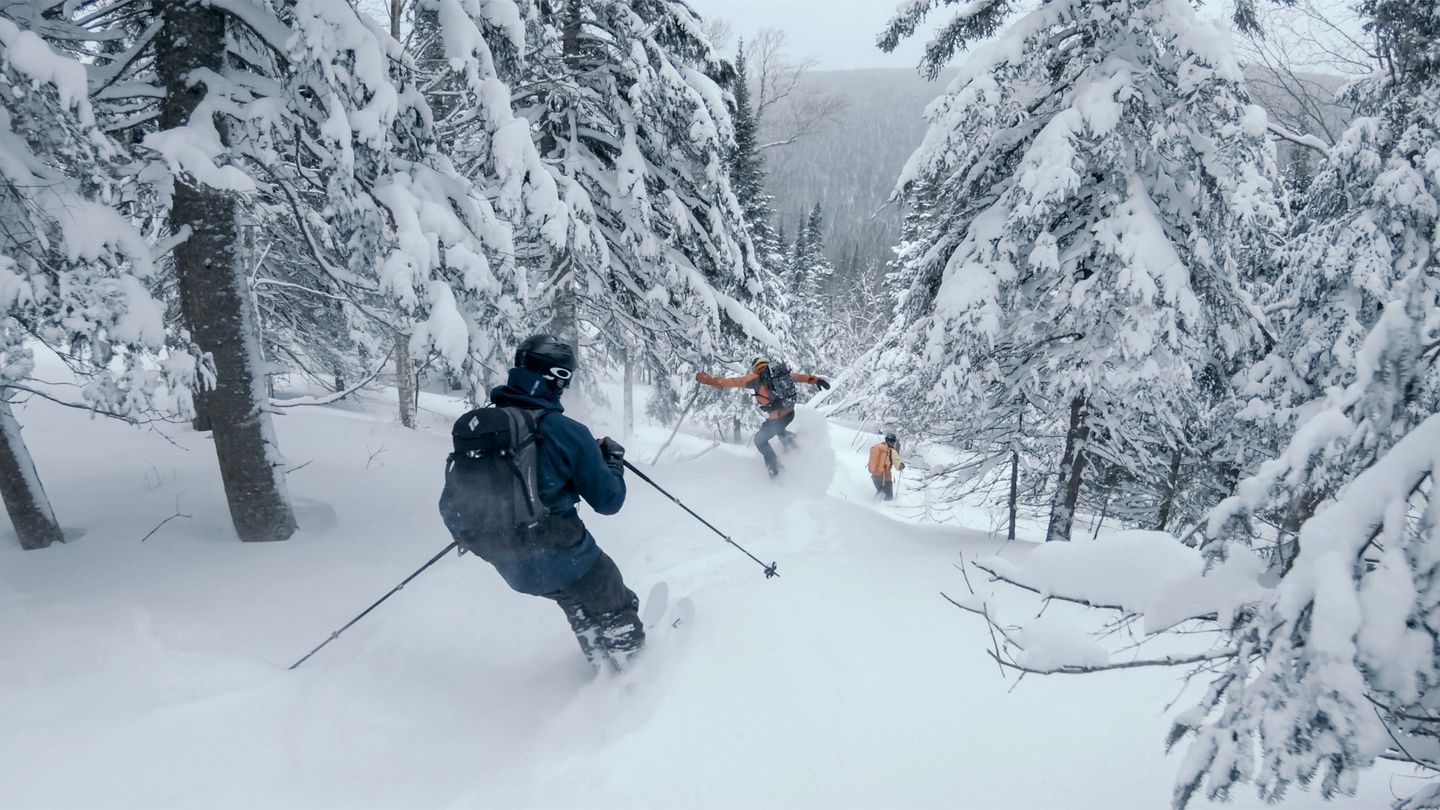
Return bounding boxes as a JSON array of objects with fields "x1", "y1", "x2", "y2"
[
  {"x1": 696, "y1": 371, "x2": 756, "y2": 390},
  {"x1": 791, "y1": 372, "x2": 831, "y2": 390}
]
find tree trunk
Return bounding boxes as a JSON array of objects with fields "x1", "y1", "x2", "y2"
[
  {"x1": 623, "y1": 346, "x2": 635, "y2": 441},
  {"x1": 1045, "y1": 395, "x2": 1090, "y2": 542},
  {"x1": 562, "y1": 0, "x2": 582, "y2": 70},
  {"x1": 1276, "y1": 487, "x2": 1320, "y2": 574},
  {"x1": 1007, "y1": 412, "x2": 1021, "y2": 541},
  {"x1": 540, "y1": 2, "x2": 583, "y2": 348},
  {"x1": 395, "y1": 331, "x2": 417, "y2": 429},
  {"x1": 1155, "y1": 446, "x2": 1184, "y2": 531},
  {"x1": 546, "y1": 252, "x2": 580, "y2": 349},
  {"x1": 92, "y1": 338, "x2": 113, "y2": 366},
  {"x1": 158, "y1": 0, "x2": 296, "y2": 543},
  {"x1": 0, "y1": 396, "x2": 64, "y2": 550},
  {"x1": 1091, "y1": 492, "x2": 1110, "y2": 541}
]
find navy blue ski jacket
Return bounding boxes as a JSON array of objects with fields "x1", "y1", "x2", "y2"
[{"x1": 483, "y1": 367, "x2": 626, "y2": 594}]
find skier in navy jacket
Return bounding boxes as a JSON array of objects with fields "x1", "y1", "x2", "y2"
[{"x1": 481, "y1": 334, "x2": 644, "y2": 670}]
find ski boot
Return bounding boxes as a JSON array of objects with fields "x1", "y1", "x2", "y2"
[
  {"x1": 561, "y1": 606, "x2": 611, "y2": 673},
  {"x1": 597, "y1": 611, "x2": 646, "y2": 671},
  {"x1": 580, "y1": 592, "x2": 644, "y2": 672}
]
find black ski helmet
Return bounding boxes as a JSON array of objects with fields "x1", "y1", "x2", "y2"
[
  {"x1": 515, "y1": 334, "x2": 576, "y2": 391},
  {"x1": 884, "y1": 432, "x2": 898, "y2": 445}
]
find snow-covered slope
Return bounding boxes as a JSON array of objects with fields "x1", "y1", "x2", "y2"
[{"x1": 0, "y1": 356, "x2": 1400, "y2": 808}]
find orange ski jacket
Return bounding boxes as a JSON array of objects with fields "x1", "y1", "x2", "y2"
[
  {"x1": 868, "y1": 442, "x2": 905, "y2": 481},
  {"x1": 695, "y1": 361, "x2": 822, "y2": 420}
]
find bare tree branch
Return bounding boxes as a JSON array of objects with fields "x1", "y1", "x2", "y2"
[
  {"x1": 984, "y1": 647, "x2": 1236, "y2": 676},
  {"x1": 269, "y1": 345, "x2": 395, "y2": 408},
  {"x1": 139, "y1": 497, "x2": 192, "y2": 543},
  {"x1": 701, "y1": 16, "x2": 732, "y2": 52},
  {"x1": 971, "y1": 560, "x2": 1136, "y2": 614},
  {"x1": 747, "y1": 28, "x2": 847, "y2": 152}
]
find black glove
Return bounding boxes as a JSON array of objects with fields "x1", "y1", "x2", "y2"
[
  {"x1": 815, "y1": 378, "x2": 831, "y2": 391},
  {"x1": 598, "y1": 437, "x2": 626, "y2": 471}
]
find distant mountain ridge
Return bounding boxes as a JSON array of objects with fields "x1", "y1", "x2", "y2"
[
  {"x1": 761, "y1": 64, "x2": 1354, "y2": 273},
  {"x1": 760, "y1": 67, "x2": 954, "y2": 272}
]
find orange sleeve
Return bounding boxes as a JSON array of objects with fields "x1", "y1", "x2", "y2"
[
  {"x1": 789, "y1": 372, "x2": 821, "y2": 385},
  {"x1": 696, "y1": 371, "x2": 756, "y2": 390}
]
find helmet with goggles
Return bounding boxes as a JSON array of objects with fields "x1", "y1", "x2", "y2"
[{"x1": 515, "y1": 334, "x2": 577, "y2": 391}]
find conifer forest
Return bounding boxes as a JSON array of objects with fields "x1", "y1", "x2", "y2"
[{"x1": 1, "y1": 1, "x2": 1438, "y2": 808}]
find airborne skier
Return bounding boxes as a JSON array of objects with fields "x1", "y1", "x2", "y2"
[{"x1": 695, "y1": 358, "x2": 830, "y2": 477}]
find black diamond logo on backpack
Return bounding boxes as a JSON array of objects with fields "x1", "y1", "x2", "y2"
[{"x1": 469, "y1": 416, "x2": 480, "y2": 431}]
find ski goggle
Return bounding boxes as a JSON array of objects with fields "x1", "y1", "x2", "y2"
[{"x1": 547, "y1": 367, "x2": 573, "y2": 384}]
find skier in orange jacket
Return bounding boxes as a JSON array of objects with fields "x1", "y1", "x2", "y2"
[
  {"x1": 695, "y1": 358, "x2": 830, "y2": 477},
  {"x1": 868, "y1": 433, "x2": 905, "y2": 500}
]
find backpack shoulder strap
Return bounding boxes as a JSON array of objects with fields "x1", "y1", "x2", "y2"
[
  {"x1": 527, "y1": 409, "x2": 553, "y2": 444},
  {"x1": 502, "y1": 407, "x2": 549, "y2": 451}
]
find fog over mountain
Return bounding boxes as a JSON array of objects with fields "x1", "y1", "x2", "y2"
[
  {"x1": 760, "y1": 68, "x2": 954, "y2": 272},
  {"x1": 762, "y1": 65, "x2": 1353, "y2": 274}
]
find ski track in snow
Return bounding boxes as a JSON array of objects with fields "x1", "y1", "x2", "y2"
[{"x1": 0, "y1": 353, "x2": 1406, "y2": 809}]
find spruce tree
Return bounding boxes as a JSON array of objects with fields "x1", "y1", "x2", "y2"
[
  {"x1": 0, "y1": 7, "x2": 201, "y2": 549},
  {"x1": 728, "y1": 40, "x2": 784, "y2": 275},
  {"x1": 868, "y1": 0, "x2": 1284, "y2": 541},
  {"x1": 1172, "y1": 3, "x2": 1440, "y2": 805},
  {"x1": 46, "y1": 0, "x2": 534, "y2": 539},
  {"x1": 518, "y1": 0, "x2": 778, "y2": 388}
]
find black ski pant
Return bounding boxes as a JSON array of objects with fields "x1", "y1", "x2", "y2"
[
  {"x1": 872, "y1": 475, "x2": 894, "y2": 501},
  {"x1": 544, "y1": 547, "x2": 643, "y2": 670},
  {"x1": 754, "y1": 411, "x2": 796, "y2": 469}
]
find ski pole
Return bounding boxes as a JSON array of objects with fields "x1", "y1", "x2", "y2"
[
  {"x1": 622, "y1": 459, "x2": 779, "y2": 579},
  {"x1": 288, "y1": 541, "x2": 459, "y2": 670}
]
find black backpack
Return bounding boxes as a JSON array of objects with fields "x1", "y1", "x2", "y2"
[
  {"x1": 761, "y1": 360, "x2": 799, "y2": 412},
  {"x1": 438, "y1": 407, "x2": 548, "y2": 559}
]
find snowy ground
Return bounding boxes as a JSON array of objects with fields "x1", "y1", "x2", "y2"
[{"x1": 0, "y1": 354, "x2": 1411, "y2": 808}]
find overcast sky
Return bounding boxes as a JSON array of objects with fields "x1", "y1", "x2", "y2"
[
  {"x1": 682, "y1": 1, "x2": 1326, "y2": 73},
  {"x1": 685, "y1": 0, "x2": 943, "y2": 72}
]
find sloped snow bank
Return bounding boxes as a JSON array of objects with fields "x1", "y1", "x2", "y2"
[{"x1": 0, "y1": 354, "x2": 1408, "y2": 809}]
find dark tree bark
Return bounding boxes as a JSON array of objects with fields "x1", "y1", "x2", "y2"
[
  {"x1": 1045, "y1": 395, "x2": 1090, "y2": 542},
  {"x1": 0, "y1": 397, "x2": 64, "y2": 550},
  {"x1": 538, "y1": 0, "x2": 584, "y2": 348},
  {"x1": 1007, "y1": 411, "x2": 1021, "y2": 541},
  {"x1": 1155, "y1": 446, "x2": 1184, "y2": 531},
  {"x1": 157, "y1": 0, "x2": 296, "y2": 543}
]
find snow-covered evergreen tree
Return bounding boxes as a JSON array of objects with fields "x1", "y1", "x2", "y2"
[
  {"x1": 0, "y1": 8, "x2": 200, "y2": 549},
  {"x1": 37, "y1": 0, "x2": 536, "y2": 539},
  {"x1": 1170, "y1": 2, "x2": 1440, "y2": 804},
  {"x1": 864, "y1": 0, "x2": 1283, "y2": 541},
  {"x1": 946, "y1": 6, "x2": 1440, "y2": 806},
  {"x1": 728, "y1": 40, "x2": 784, "y2": 277},
  {"x1": 516, "y1": 0, "x2": 777, "y2": 391},
  {"x1": 785, "y1": 202, "x2": 835, "y2": 365}
]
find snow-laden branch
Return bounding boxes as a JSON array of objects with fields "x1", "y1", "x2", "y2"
[
  {"x1": 2, "y1": 383, "x2": 187, "y2": 425},
  {"x1": 1265, "y1": 120, "x2": 1330, "y2": 154},
  {"x1": 971, "y1": 560, "x2": 1137, "y2": 614}
]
